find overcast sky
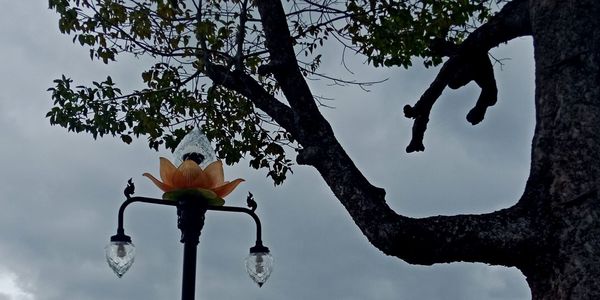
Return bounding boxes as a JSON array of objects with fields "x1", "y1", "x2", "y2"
[{"x1": 0, "y1": 2, "x2": 534, "y2": 300}]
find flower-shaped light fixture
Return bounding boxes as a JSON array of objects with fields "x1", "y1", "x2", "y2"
[
  {"x1": 106, "y1": 128, "x2": 272, "y2": 291},
  {"x1": 143, "y1": 158, "x2": 244, "y2": 205}
]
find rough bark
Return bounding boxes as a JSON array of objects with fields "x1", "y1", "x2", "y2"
[
  {"x1": 203, "y1": 0, "x2": 600, "y2": 298},
  {"x1": 522, "y1": 0, "x2": 600, "y2": 298}
]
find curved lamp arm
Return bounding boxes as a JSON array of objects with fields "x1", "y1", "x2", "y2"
[
  {"x1": 106, "y1": 191, "x2": 273, "y2": 290},
  {"x1": 205, "y1": 205, "x2": 265, "y2": 248},
  {"x1": 112, "y1": 196, "x2": 266, "y2": 249},
  {"x1": 113, "y1": 197, "x2": 177, "y2": 240}
]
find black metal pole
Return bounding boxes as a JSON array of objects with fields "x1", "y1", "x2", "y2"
[
  {"x1": 177, "y1": 198, "x2": 206, "y2": 300},
  {"x1": 181, "y1": 236, "x2": 199, "y2": 300}
]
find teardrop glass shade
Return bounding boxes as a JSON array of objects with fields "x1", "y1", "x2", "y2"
[
  {"x1": 105, "y1": 241, "x2": 135, "y2": 278},
  {"x1": 245, "y1": 252, "x2": 273, "y2": 287},
  {"x1": 173, "y1": 128, "x2": 216, "y2": 168}
]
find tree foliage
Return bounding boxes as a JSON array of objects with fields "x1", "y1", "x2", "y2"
[
  {"x1": 345, "y1": 0, "x2": 505, "y2": 67},
  {"x1": 47, "y1": 0, "x2": 490, "y2": 184},
  {"x1": 50, "y1": 0, "x2": 282, "y2": 183},
  {"x1": 47, "y1": 0, "x2": 502, "y2": 184}
]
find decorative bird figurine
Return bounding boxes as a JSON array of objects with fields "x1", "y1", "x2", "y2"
[
  {"x1": 124, "y1": 178, "x2": 135, "y2": 199},
  {"x1": 247, "y1": 192, "x2": 257, "y2": 212}
]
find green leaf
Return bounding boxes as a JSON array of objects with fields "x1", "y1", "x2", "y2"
[{"x1": 120, "y1": 134, "x2": 133, "y2": 144}]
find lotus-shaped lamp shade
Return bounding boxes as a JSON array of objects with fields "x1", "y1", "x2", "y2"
[{"x1": 143, "y1": 157, "x2": 244, "y2": 205}]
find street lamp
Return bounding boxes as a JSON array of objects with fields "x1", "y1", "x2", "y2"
[{"x1": 105, "y1": 129, "x2": 273, "y2": 299}]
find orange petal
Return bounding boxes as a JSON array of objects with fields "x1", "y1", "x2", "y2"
[
  {"x1": 159, "y1": 157, "x2": 177, "y2": 186},
  {"x1": 204, "y1": 160, "x2": 224, "y2": 187},
  {"x1": 143, "y1": 173, "x2": 175, "y2": 192},
  {"x1": 212, "y1": 178, "x2": 244, "y2": 198},
  {"x1": 173, "y1": 160, "x2": 209, "y2": 189}
]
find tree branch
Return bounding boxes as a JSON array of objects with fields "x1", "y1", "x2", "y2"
[
  {"x1": 255, "y1": 0, "x2": 324, "y2": 139},
  {"x1": 234, "y1": 0, "x2": 249, "y2": 71},
  {"x1": 378, "y1": 207, "x2": 536, "y2": 267},
  {"x1": 404, "y1": 0, "x2": 531, "y2": 152},
  {"x1": 204, "y1": 62, "x2": 299, "y2": 137},
  {"x1": 251, "y1": 0, "x2": 535, "y2": 269}
]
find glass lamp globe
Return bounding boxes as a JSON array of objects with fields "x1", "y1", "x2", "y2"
[
  {"x1": 245, "y1": 246, "x2": 273, "y2": 287},
  {"x1": 173, "y1": 128, "x2": 216, "y2": 168},
  {"x1": 105, "y1": 236, "x2": 135, "y2": 278}
]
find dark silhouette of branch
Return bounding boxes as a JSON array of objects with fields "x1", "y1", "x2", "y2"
[
  {"x1": 244, "y1": 0, "x2": 539, "y2": 268},
  {"x1": 404, "y1": 0, "x2": 531, "y2": 152},
  {"x1": 234, "y1": 0, "x2": 249, "y2": 71}
]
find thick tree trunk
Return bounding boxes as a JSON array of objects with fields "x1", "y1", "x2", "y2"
[{"x1": 523, "y1": 0, "x2": 600, "y2": 298}]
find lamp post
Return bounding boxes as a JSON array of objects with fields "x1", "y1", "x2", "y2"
[{"x1": 105, "y1": 129, "x2": 273, "y2": 300}]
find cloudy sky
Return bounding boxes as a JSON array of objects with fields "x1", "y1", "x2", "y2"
[{"x1": 0, "y1": 2, "x2": 534, "y2": 299}]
